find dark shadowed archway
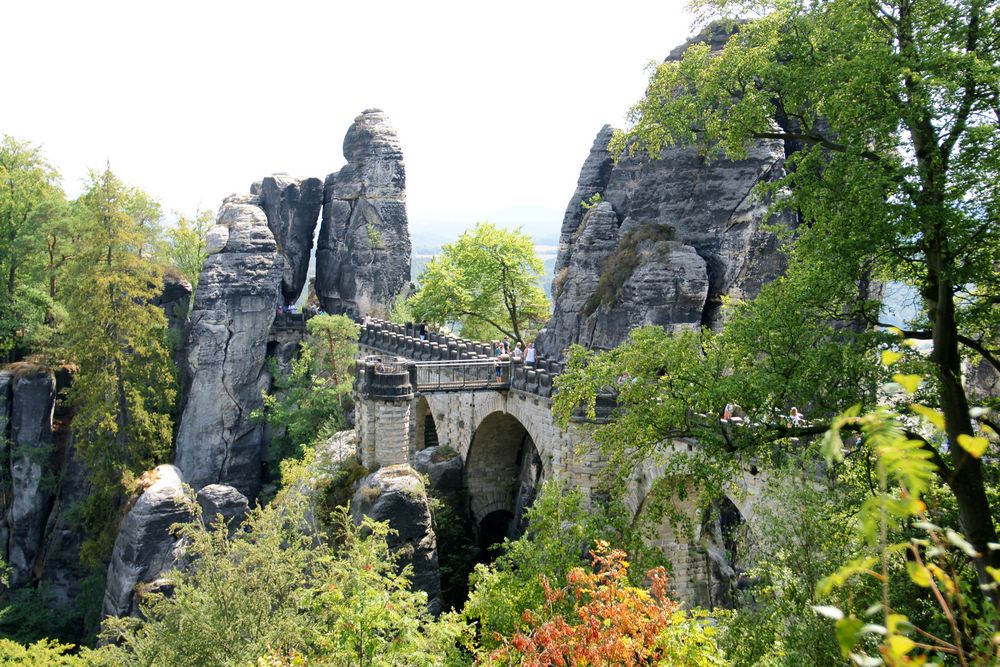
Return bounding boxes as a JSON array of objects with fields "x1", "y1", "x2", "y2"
[
  {"x1": 413, "y1": 396, "x2": 439, "y2": 451},
  {"x1": 464, "y1": 411, "x2": 543, "y2": 553}
]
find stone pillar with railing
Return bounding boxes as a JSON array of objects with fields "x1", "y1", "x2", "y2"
[{"x1": 355, "y1": 356, "x2": 416, "y2": 469}]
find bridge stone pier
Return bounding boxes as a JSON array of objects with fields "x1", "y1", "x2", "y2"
[{"x1": 353, "y1": 319, "x2": 766, "y2": 606}]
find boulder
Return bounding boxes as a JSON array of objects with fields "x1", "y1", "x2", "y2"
[
  {"x1": 414, "y1": 446, "x2": 463, "y2": 494},
  {"x1": 102, "y1": 465, "x2": 193, "y2": 618},
  {"x1": 174, "y1": 201, "x2": 283, "y2": 498},
  {"x1": 351, "y1": 465, "x2": 441, "y2": 612},
  {"x1": 196, "y1": 484, "x2": 249, "y2": 532},
  {"x1": 316, "y1": 109, "x2": 411, "y2": 319},
  {"x1": 253, "y1": 174, "x2": 324, "y2": 305},
  {"x1": 1, "y1": 368, "x2": 57, "y2": 587}
]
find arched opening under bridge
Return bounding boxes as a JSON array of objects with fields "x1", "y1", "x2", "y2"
[{"x1": 464, "y1": 411, "x2": 543, "y2": 561}]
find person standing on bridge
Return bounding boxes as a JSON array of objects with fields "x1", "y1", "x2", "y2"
[
  {"x1": 492, "y1": 342, "x2": 504, "y2": 381},
  {"x1": 524, "y1": 341, "x2": 537, "y2": 366}
]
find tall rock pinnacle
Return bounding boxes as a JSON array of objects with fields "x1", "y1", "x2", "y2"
[{"x1": 315, "y1": 109, "x2": 412, "y2": 319}]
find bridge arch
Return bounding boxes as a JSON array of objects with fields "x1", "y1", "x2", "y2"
[
  {"x1": 628, "y1": 456, "x2": 759, "y2": 608},
  {"x1": 413, "y1": 395, "x2": 440, "y2": 451},
  {"x1": 464, "y1": 410, "x2": 544, "y2": 543}
]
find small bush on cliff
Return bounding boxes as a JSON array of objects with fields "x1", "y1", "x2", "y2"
[
  {"x1": 582, "y1": 224, "x2": 675, "y2": 316},
  {"x1": 256, "y1": 314, "x2": 358, "y2": 461}
]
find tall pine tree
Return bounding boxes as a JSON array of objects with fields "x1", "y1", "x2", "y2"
[{"x1": 63, "y1": 166, "x2": 175, "y2": 564}]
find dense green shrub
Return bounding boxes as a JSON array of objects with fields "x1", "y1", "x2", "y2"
[{"x1": 97, "y1": 490, "x2": 469, "y2": 666}]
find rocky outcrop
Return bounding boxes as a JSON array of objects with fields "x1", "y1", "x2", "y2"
[
  {"x1": 197, "y1": 484, "x2": 249, "y2": 532},
  {"x1": 174, "y1": 201, "x2": 283, "y2": 498},
  {"x1": 102, "y1": 465, "x2": 193, "y2": 619},
  {"x1": 38, "y1": 432, "x2": 91, "y2": 607},
  {"x1": 252, "y1": 174, "x2": 324, "y2": 305},
  {"x1": 414, "y1": 447, "x2": 463, "y2": 496},
  {"x1": 538, "y1": 34, "x2": 793, "y2": 357},
  {"x1": 0, "y1": 367, "x2": 58, "y2": 587},
  {"x1": 351, "y1": 465, "x2": 441, "y2": 612},
  {"x1": 316, "y1": 109, "x2": 411, "y2": 319}
]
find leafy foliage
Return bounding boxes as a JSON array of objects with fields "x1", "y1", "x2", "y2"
[
  {"x1": 0, "y1": 135, "x2": 64, "y2": 359},
  {"x1": 97, "y1": 489, "x2": 469, "y2": 666},
  {"x1": 614, "y1": 0, "x2": 1000, "y2": 579},
  {"x1": 61, "y1": 167, "x2": 176, "y2": 568},
  {"x1": 0, "y1": 638, "x2": 91, "y2": 666},
  {"x1": 408, "y1": 222, "x2": 550, "y2": 343},
  {"x1": 463, "y1": 481, "x2": 667, "y2": 650},
  {"x1": 483, "y1": 541, "x2": 726, "y2": 666},
  {"x1": 162, "y1": 210, "x2": 212, "y2": 291},
  {"x1": 812, "y1": 361, "x2": 1000, "y2": 665},
  {"x1": 256, "y1": 314, "x2": 358, "y2": 461}
]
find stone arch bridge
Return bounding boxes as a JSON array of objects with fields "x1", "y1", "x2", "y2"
[{"x1": 353, "y1": 319, "x2": 765, "y2": 605}]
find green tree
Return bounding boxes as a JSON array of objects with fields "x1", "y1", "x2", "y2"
[
  {"x1": 163, "y1": 209, "x2": 212, "y2": 290},
  {"x1": 62, "y1": 167, "x2": 176, "y2": 565},
  {"x1": 0, "y1": 136, "x2": 64, "y2": 359},
  {"x1": 408, "y1": 222, "x2": 550, "y2": 344},
  {"x1": 568, "y1": 0, "x2": 1000, "y2": 589},
  {"x1": 124, "y1": 187, "x2": 162, "y2": 259}
]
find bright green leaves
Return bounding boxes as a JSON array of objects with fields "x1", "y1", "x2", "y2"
[
  {"x1": 956, "y1": 433, "x2": 990, "y2": 458},
  {"x1": 408, "y1": 222, "x2": 549, "y2": 343},
  {"x1": 905, "y1": 561, "x2": 932, "y2": 588},
  {"x1": 162, "y1": 210, "x2": 213, "y2": 291}
]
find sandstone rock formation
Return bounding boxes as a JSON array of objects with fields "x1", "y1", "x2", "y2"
[
  {"x1": 538, "y1": 29, "x2": 794, "y2": 357},
  {"x1": 539, "y1": 124, "x2": 791, "y2": 356},
  {"x1": 154, "y1": 269, "x2": 193, "y2": 333},
  {"x1": 414, "y1": 446, "x2": 463, "y2": 496},
  {"x1": 102, "y1": 465, "x2": 193, "y2": 618},
  {"x1": 38, "y1": 432, "x2": 91, "y2": 607},
  {"x1": 0, "y1": 367, "x2": 58, "y2": 587},
  {"x1": 197, "y1": 483, "x2": 249, "y2": 532},
  {"x1": 252, "y1": 174, "x2": 324, "y2": 305},
  {"x1": 351, "y1": 465, "x2": 441, "y2": 612},
  {"x1": 174, "y1": 201, "x2": 283, "y2": 498},
  {"x1": 316, "y1": 109, "x2": 411, "y2": 319}
]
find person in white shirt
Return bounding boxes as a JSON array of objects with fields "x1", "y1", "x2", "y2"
[{"x1": 524, "y1": 342, "x2": 537, "y2": 365}]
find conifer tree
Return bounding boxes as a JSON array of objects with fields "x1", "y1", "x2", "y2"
[{"x1": 62, "y1": 166, "x2": 175, "y2": 561}]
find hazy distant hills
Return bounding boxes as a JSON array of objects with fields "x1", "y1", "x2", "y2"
[{"x1": 409, "y1": 209, "x2": 562, "y2": 296}]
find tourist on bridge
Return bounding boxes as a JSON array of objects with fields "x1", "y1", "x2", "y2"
[{"x1": 524, "y1": 341, "x2": 537, "y2": 366}]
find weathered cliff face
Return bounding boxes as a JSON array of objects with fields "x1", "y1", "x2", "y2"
[
  {"x1": 538, "y1": 124, "x2": 791, "y2": 357},
  {"x1": 252, "y1": 174, "x2": 324, "y2": 305},
  {"x1": 38, "y1": 432, "x2": 91, "y2": 607},
  {"x1": 0, "y1": 368, "x2": 58, "y2": 588},
  {"x1": 174, "y1": 200, "x2": 283, "y2": 498},
  {"x1": 316, "y1": 109, "x2": 411, "y2": 319},
  {"x1": 538, "y1": 26, "x2": 793, "y2": 358},
  {"x1": 102, "y1": 465, "x2": 191, "y2": 619},
  {"x1": 351, "y1": 465, "x2": 441, "y2": 613}
]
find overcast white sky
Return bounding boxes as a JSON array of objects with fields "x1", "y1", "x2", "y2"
[{"x1": 3, "y1": 0, "x2": 694, "y2": 241}]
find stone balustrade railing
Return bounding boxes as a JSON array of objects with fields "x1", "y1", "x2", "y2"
[{"x1": 359, "y1": 319, "x2": 565, "y2": 398}]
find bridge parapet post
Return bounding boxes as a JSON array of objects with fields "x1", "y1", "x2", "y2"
[{"x1": 355, "y1": 355, "x2": 416, "y2": 469}]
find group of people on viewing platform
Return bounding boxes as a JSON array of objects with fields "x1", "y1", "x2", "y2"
[{"x1": 276, "y1": 302, "x2": 325, "y2": 317}]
